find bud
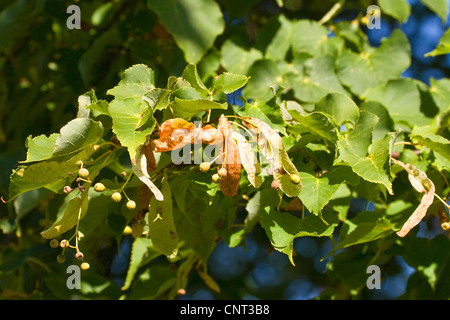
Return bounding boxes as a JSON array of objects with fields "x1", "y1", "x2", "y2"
[
  {"x1": 75, "y1": 251, "x2": 84, "y2": 261},
  {"x1": 63, "y1": 186, "x2": 73, "y2": 194},
  {"x1": 271, "y1": 178, "x2": 280, "y2": 190},
  {"x1": 60, "y1": 239, "x2": 69, "y2": 248},
  {"x1": 50, "y1": 239, "x2": 59, "y2": 248},
  {"x1": 57, "y1": 254, "x2": 66, "y2": 263}
]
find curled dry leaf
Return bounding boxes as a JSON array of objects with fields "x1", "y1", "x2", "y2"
[
  {"x1": 153, "y1": 118, "x2": 217, "y2": 152},
  {"x1": 132, "y1": 144, "x2": 164, "y2": 201},
  {"x1": 153, "y1": 118, "x2": 194, "y2": 152},
  {"x1": 217, "y1": 115, "x2": 241, "y2": 197},
  {"x1": 232, "y1": 131, "x2": 262, "y2": 188},
  {"x1": 243, "y1": 117, "x2": 301, "y2": 197},
  {"x1": 394, "y1": 159, "x2": 436, "y2": 237}
]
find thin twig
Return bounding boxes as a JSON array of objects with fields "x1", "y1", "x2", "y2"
[{"x1": 318, "y1": 0, "x2": 346, "y2": 25}]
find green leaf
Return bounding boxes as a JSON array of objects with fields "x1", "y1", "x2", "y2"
[
  {"x1": 107, "y1": 64, "x2": 155, "y2": 99},
  {"x1": 410, "y1": 131, "x2": 450, "y2": 162},
  {"x1": 420, "y1": 0, "x2": 448, "y2": 23},
  {"x1": 220, "y1": 39, "x2": 263, "y2": 75},
  {"x1": 212, "y1": 72, "x2": 249, "y2": 94},
  {"x1": 147, "y1": 175, "x2": 178, "y2": 258},
  {"x1": 175, "y1": 203, "x2": 213, "y2": 261},
  {"x1": 243, "y1": 59, "x2": 284, "y2": 102},
  {"x1": 256, "y1": 14, "x2": 293, "y2": 61},
  {"x1": 298, "y1": 166, "x2": 359, "y2": 216},
  {"x1": 40, "y1": 190, "x2": 89, "y2": 239},
  {"x1": 290, "y1": 20, "x2": 329, "y2": 56},
  {"x1": 142, "y1": 89, "x2": 170, "y2": 112},
  {"x1": 336, "y1": 211, "x2": 394, "y2": 249},
  {"x1": 315, "y1": 92, "x2": 360, "y2": 127},
  {"x1": 182, "y1": 64, "x2": 209, "y2": 96},
  {"x1": 14, "y1": 189, "x2": 51, "y2": 220},
  {"x1": 8, "y1": 146, "x2": 97, "y2": 202},
  {"x1": 429, "y1": 78, "x2": 450, "y2": 111},
  {"x1": 336, "y1": 30, "x2": 411, "y2": 97},
  {"x1": 425, "y1": 28, "x2": 450, "y2": 57},
  {"x1": 126, "y1": 266, "x2": 177, "y2": 300},
  {"x1": 109, "y1": 98, "x2": 156, "y2": 161},
  {"x1": 122, "y1": 237, "x2": 162, "y2": 291},
  {"x1": 244, "y1": 188, "x2": 280, "y2": 233},
  {"x1": 362, "y1": 79, "x2": 427, "y2": 127},
  {"x1": 86, "y1": 100, "x2": 110, "y2": 117},
  {"x1": 288, "y1": 111, "x2": 339, "y2": 144},
  {"x1": 172, "y1": 98, "x2": 227, "y2": 119},
  {"x1": 401, "y1": 235, "x2": 450, "y2": 290},
  {"x1": 378, "y1": 0, "x2": 411, "y2": 23},
  {"x1": 147, "y1": 0, "x2": 225, "y2": 63},
  {"x1": 52, "y1": 118, "x2": 104, "y2": 157},
  {"x1": 237, "y1": 97, "x2": 286, "y2": 135},
  {"x1": 77, "y1": 90, "x2": 98, "y2": 119},
  {"x1": 360, "y1": 101, "x2": 395, "y2": 141},
  {"x1": 337, "y1": 112, "x2": 394, "y2": 193},
  {"x1": 23, "y1": 133, "x2": 59, "y2": 163},
  {"x1": 287, "y1": 55, "x2": 347, "y2": 103},
  {"x1": 78, "y1": 29, "x2": 122, "y2": 87},
  {"x1": 258, "y1": 207, "x2": 338, "y2": 265},
  {"x1": 337, "y1": 110, "x2": 379, "y2": 162},
  {"x1": 168, "y1": 175, "x2": 190, "y2": 213}
]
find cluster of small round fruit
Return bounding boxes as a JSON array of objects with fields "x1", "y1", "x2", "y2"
[
  {"x1": 265, "y1": 168, "x2": 301, "y2": 190},
  {"x1": 93, "y1": 182, "x2": 136, "y2": 210},
  {"x1": 49, "y1": 238, "x2": 90, "y2": 270},
  {"x1": 199, "y1": 161, "x2": 228, "y2": 183}
]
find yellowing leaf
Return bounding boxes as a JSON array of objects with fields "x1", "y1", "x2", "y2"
[
  {"x1": 232, "y1": 131, "x2": 262, "y2": 189},
  {"x1": 243, "y1": 117, "x2": 301, "y2": 197},
  {"x1": 394, "y1": 160, "x2": 436, "y2": 237},
  {"x1": 132, "y1": 144, "x2": 164, "y2": 201}
]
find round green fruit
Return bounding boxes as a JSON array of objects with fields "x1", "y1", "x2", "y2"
[
  {"x1": 218, "y1": 167, "x2": 228, "y2": 177},
  {"x1": 50, "y1": 239, "x2": 59, "y2": 248},
  {"x1": 212, "y1": 173, "x2": 221, "y2": 183},
  {"x1": 289, "y1": 174, "x2": 301, "y2": 185},
  {"x1": 78, "y1": 168, "x2": 89, "y2": 178},
  {"x1": 111, "y1": 192, "x2": 122, "y2": 203},
  {"x1": 199, "y1": 162, "x2": 211, "y2": 172},
  {"x1": 126, "y1": 200, "x2": 136, "y2": 210},
  {"x1": 94, "y1": 183, "x2": 106, "y2": 192}
]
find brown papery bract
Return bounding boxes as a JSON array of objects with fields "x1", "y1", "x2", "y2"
[
  {"x1": 216, "y1": 115, "x2": 241, "y2": 197},
  {"x1": 153, "y1": 118, "x2": 195, "y2": 152},
  {"x1": 142, "y1": 138, "x2": 157, "y2": 173},
  {"x1": 153, "y1": 119, "x2": 218, "y2": 152}
]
